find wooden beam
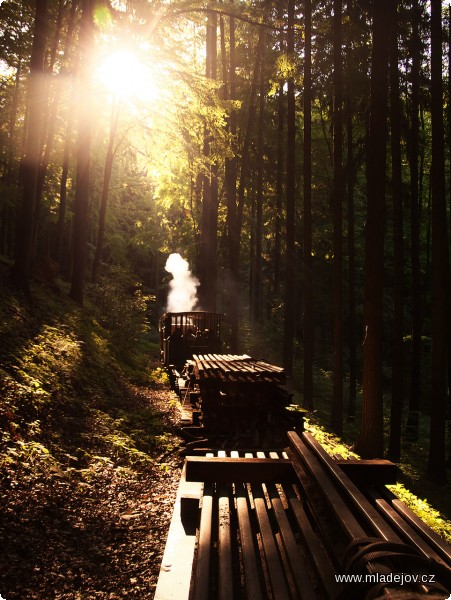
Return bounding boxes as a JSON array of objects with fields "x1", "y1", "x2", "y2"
[
  {"x1": 252, "y1": 484, "x2": 292, "y2": 599},
  {"x1": 192, "y1": 483, "x2": 213, "y2": 600},
  {"x1": 289, "y1": 431, "x2": 401, "y2": 542},
  {"x1": 154, "y1": 464, "x2": 200, "y2": 600},
  {"x1": 185, "y1": 456, "x2": 295, "y2": 483},
  {"x1": 236, "y1": 483, "x2": 264, "y2": 599}
]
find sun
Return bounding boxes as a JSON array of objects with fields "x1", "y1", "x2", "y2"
[{"x1": 96, "y1": 49, "x2": 159, "y2": 103}]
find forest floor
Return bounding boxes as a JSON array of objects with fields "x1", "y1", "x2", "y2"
[
  {"x1": 0, "y1": 376, "x2": 184, "y2": 600},
  {"x1": 0, "y1": 262, "x2": 185, "y2": 600}
]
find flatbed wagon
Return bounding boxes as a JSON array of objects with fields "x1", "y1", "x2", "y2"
[{"x1": 155, "y1": 431, "x2": 451, "y2": 599}]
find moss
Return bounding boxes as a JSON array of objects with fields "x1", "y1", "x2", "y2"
[{"x1": 305, "y1": 417, "x2": 451, "y2": 544}]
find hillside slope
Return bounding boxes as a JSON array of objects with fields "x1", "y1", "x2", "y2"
[{"x1": 0, "y1": 265, "x2": 183, "y2": 599}]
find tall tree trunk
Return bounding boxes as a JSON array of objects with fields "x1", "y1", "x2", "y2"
[
  {"x1": 199, "y1": 9, "x2": 218, "y2": 311},
  {"x1": 236, "y1": 29, "x2": 265, "y2": 247},
  {"x1": 427, "y1": 0, "x2": 449, "y2": 483},
  {"x1": 32, "y1": 0, "x2": 65, "y2": 253},
  {"x1": 356, "y1": 0, "x2": 390, "y2": 459},
  {"x1": 1, "y1": 58, "x2": 22, "y2": 257},
  {"x1": 228, "y1": 26, "x2": 265, "y2": 347},
  {"x1": 303, "y1": 0, "x2": 314, "y2": 411},
  {"x1": 92, "y1": 98, "x2": 121, "y2": 282},
  {"x1": 275, "y1": 81, "x2": 284, "y2": 299},
  {"x1": 407, "y1": 0, "x2": 422, "y2": 442},
  {"x1": 6, "y1": 58, "x2": 22, "y2": 185},
  {"x1": 274, "y1": 2, "x2": 285, "y2": 302},
  {"x1": 346, "y1": 98, "x2": 357, "y2": 419},
  {"x1": 225, "y1": 1, "x2": 239, "y2": 350},
  {"x1": 449, "y1": 3, "x2": 451, "y2": 242},
  {"x1": 252, "y1": 62, "x2": 265, "y2": 323},
  {"x1": 199, "y1": 13, "x2": 212, "y2": 308},
  {"x1": 346, "y1": 0, "x2": 357, "y2": 420},
  {"x1": 11, "y1": 0, "x2": 48, "y2": 294},
  {"x1": 69, "y1": 0, "x2": 94, "y2": 304},
  {"x1": 208, "y1": 11, "x2": 219, "y2": 312},
  {"x1": 447, "y1": 2, "x2": 451, "y2": 437},
  {"x1": 219, "y1": 11, "x2": 228, "y2": 96},
  {"x1": 331, "y1": 0, "x2": 344, "y2": 434},
  {"x1": 283, "y1": 0, "x2": 296, "y2": 376},
  {"x1": 55, "y1": 107, "x2": 74, "y2": 271},
  {"x1": 54, "y1": 0, "x2": 77, "y2": 270},
  {"x1": 388, "y1": 0, "x2": 404, "y2": 461}
]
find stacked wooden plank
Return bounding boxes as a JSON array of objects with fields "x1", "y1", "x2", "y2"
[
  {"x1": 183, "y1": 354, "x2": 294, "y2": 447},
  {"x1": 155, "y1": 434, "x2": 451, "y2": 600},
  {"x1": 191, "y1": 353, "x2": 285, "y2": 385}
]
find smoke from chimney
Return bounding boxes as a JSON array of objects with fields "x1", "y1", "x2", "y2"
[{"x1": 164, "y1": 253, "x2": 200, "y2": 312}]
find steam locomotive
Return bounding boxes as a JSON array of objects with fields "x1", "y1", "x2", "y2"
[{"x1": 159, "y1": 311, "x2": 222, "y2": 369}]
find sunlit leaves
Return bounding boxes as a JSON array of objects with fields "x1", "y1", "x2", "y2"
[{"x1": 93, "y1": 3, "x2": 113, "y2": 30}]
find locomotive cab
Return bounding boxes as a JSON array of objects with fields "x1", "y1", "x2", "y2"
[{"x1": 159, "y1": 311, "x2": 222, "y2": 368}]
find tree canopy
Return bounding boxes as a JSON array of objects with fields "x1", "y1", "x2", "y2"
[{"x1": 1, "y1": 0, "x2": 451, "y2": 476}]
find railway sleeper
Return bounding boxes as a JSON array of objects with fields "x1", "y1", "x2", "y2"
[{"x1": 155, "y1": 432, "x2": 451, "y2": 600}]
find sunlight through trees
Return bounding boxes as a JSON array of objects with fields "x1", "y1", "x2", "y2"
[{"x1": 1, "y1": 0, "x2": 451, "y2": 476}]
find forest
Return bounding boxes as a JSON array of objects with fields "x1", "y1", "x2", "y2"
[{"x1": 1, "y1": 0, "x2": 451, "y2": 487}]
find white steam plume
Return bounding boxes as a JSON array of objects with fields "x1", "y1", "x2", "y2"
[{"x1": 164, "y1": 253, "x2": 200, "y2": 312}]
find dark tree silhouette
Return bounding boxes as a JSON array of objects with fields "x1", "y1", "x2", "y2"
[
  {"x1": 69, "y1": 0, "x2": 94, "y2": 304},
  {"x1": 225, "y1": 1, "x2": 239, "y2": 350},
  {"x1": 303, "y1": 0, "x2": 314, "y2": 411},
  {"x1": 283, "y1": 0, "x2": 296, "y2": 376},
  {"x1": 199, "y1": 9, "x2": 219, "y2": 312},
  {"x1": 388, "y1": 0, "x2": 404, "y2": 462},
  {"x1": 407, "y1": 0, "x2": 422, "y2": 442},
  {"x1": 427, "y1": 0, "x2": 449, "y2": 483},
  {"x1": 252, "y1": 57, "x2": 265, "y2": 323},
  {"x1": 356, "y1": 0, "x2": 390, "y2": 458},
  {"x1": 11, "y1": 0, "x2": 48, "y2": 294},
  {"x1": 345, "y1": 0, "x2": 357, "y2": 420},
  {"x1": 92, "y1": 98, "x2": 121, "y2": 283},
  {"x1": 331, "y1": 0, "x2": 344, "y2": 435}
]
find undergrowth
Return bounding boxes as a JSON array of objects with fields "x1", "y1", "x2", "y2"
[
  {"x1": 304, "y1": 415, "x2": 451, "y2": 544},
  {"x1": 0, "y1": 264, "x2": 181, "y2": 489}
]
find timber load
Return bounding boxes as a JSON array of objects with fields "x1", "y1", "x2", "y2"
[
  {"x1": 180, "y1": 353, "x2": 296, "y2": 448},
  {"x1": 189, "y1": 353, "x2": 285, "y2": 384},
  {"x1": 159, "y1": 312, "x2": 300, "y2": 448}
]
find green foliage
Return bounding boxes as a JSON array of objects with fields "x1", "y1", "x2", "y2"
[
  {"x1": 10, "y1": 325, "x2": 82, "y2": 399},
  {"x1": 388, "y1": 483, "x2": 451, "y2": 544},
  {"x1": 149, "y1": 367, "x2": 169, "y2": 385},
  {"x1": 0, "y1": 266, "x2": 181, "y2": 494},
  {"x1": 104, "y1": 432, "x2": 154, "y2": 467},
  {"x1": 276, "y1": 52, "x2": 300, "y2": 82},
  {"x1": 90, "y1": 266, "x2": 150, "y2": 353},
  {"x1": 305, "y1": 409, "x2": 451, "y2": 544},
  {"x1": 304, "y1": 418, "x2": 359, "y2": 460}
]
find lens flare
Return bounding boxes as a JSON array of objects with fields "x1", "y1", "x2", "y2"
[{"x1": 96, "y1": 49, "x2": 158, "y2": 102}]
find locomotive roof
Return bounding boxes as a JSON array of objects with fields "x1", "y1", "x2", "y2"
[{"x1": 161, "y1": 311, "x2": 222, "y2": 317}]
